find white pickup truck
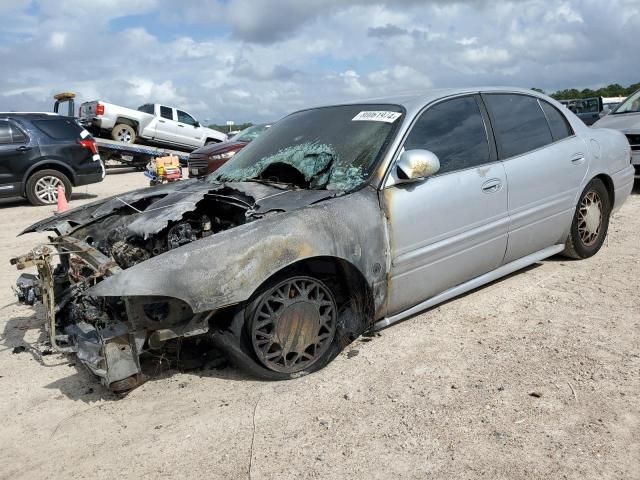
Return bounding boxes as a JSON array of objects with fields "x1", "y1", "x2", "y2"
[{"x1": 79, "y1": 101, "x2": 227, "y2": 150}]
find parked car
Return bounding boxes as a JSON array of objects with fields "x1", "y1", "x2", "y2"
[
  {"x1": 593, "y1": 89, "x2": 640, "y2": 175},
  {"x1": 12, "y1": 87, "x2": 634, "y2": 391},
  {"x1": 79, "y1": 101, "x2": 227, "y2": 150},
  {"x1": 188, "y1": 124, "x2": 270, "y2": 177},
  {"x1": 0, "y1": 113, "x2": 104, "y2": 205}
]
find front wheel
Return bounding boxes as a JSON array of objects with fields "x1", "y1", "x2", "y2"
[
  {"x1": 245, "y1": 276, "x2": 338, "y2": 376},
  {"x1": 563, "y1": 178, "x2": 611, "y2": 259}
]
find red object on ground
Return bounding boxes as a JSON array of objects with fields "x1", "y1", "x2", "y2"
[{"x1": 56, "y1": 185, "x2": 68, "y2": 213}]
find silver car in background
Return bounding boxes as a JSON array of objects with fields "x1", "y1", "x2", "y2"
[
  {"x1": 593, "y1": 88, "x2": 640, "y2": 177},
  {"x1": 13, "y1": 87, "x2": 635, "y2": 391}
]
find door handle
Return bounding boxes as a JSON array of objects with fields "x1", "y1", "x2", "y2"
[
  {"x1": 159, "y1": 120, "x2": 165, "y2": 123},
  {"x1": 178, "y1": 125, "x2": 184, "y2": 128},
  {"x1": 16, "y1": 146, "x2": 31, "y2": 152},
  {"x1": 481, "y1": 179, "x2": 502, "y2": 194},
  {"x1": 571, "y1": 155, "x2": 586, "y2": 165}
]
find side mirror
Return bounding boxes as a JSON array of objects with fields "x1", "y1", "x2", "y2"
[
  {"x1": 194, "y1": 121, "x2": 201, "y2": 128},
  {"x1": 396, "y1": 149, "x2": 440, "y2": 182}
]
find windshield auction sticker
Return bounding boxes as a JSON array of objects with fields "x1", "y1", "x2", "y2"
[{"x1": 352, "y1": 111, "x2": 403, "y2": 123}]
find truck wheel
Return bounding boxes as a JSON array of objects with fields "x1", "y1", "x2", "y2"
[
  {"x1": 111, "y1": 124, "x2": 136, "y2": 144},
  {"x1": 25, "y1": 169, "x2": 72, "y2": 206}
]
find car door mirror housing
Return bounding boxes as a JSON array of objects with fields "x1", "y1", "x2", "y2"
[
  {"x1": 194, "y1": 121, "x2": 200, "y2": 128},
  {"x1": 396, "y1": 149, "x2": 440, "y2": 182}
]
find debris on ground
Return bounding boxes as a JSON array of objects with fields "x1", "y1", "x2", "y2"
[{"x1": 11, "y1": 346, "x2": 26, "y2": 354}]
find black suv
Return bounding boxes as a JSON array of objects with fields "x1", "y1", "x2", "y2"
[{"x1": 0, "y1": 113, "x2": 104, "y2": 205}]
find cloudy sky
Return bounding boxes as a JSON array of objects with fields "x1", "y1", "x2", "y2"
[{"x1": 0, "y1": 0, "x2": 638, "y2": 124}]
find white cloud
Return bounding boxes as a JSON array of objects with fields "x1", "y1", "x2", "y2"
[
  {"x1": 0, "y1": 0, "x2": 637, "y2": 123},
  {"x1": 49, "y1": 32, "x2": 67, "y2": 49}
]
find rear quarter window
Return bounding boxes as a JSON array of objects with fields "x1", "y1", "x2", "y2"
[
  {"x1": 539, "y1": 100, "x2": 573, "y2": 141},
  {"x1": 32, "y1": 118, "x2": 82, "y2": 140}
]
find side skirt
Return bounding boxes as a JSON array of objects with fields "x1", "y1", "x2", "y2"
[{"x1": 374, "y1": 244, "x2": 565, "y2": 330}]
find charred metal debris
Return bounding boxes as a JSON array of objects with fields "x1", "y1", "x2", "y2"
[{"x1": 11, "y1": 179, "x2": 382, "y2": 392}]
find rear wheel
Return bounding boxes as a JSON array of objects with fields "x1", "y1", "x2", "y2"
[
  {"x1": 246, "y1": 276, "x2": 338, "y2": 375},
  {"x1": 25, "y1": 169, "x2": 72, "y2": 206},
  {"x1": 563, "y1": 178, "x2": 611, "y2": 259},
  {"x1": 111, "y1": 124, "x2": 136, "y2": 144}
]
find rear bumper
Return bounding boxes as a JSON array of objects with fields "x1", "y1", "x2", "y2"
[{"x1": 75, "y1": 168, "x2": 104, "y2": 186}]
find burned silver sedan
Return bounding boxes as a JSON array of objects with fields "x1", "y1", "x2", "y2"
[{"x1": 12, "y1": 87, "x2": 635, "y2": 391}]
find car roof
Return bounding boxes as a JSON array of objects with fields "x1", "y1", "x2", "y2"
[
  {"x1": 0, "y1": 112, "x2": 61, "y2": 119},
  {"x1": 312, "y1": 86, "x2": 550, "y2": 117}
]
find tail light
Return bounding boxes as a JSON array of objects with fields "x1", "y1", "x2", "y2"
[
  {"x1": 78, "y1": 138, "x2": 98, "y2": 155},
  {"x1": 96, "y1": 103, "x2": 104, "y2": 115}
]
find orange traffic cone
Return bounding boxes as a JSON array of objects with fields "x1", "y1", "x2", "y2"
[{"x1": 56, "y1": 185, "x2": 68, "y2": 213}]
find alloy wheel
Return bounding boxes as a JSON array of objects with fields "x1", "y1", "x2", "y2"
[
  {"x1": 250, "y1": 277, "x2": 337, "y2": 373},
  {"x1": 34, "y1": 175, "x2": 63, "y2": 204},
  {"x1": 577, "y1": 190, "x2": 603, "y2": 246}
]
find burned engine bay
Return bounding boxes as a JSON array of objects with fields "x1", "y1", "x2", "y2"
[{"x1": 12, "y1": 179, "x2": 345, "y2": 392}]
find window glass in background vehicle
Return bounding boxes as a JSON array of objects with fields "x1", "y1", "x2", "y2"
[
  {"x1": 612, "y1": 90, "x2": 640, "y2": 114},
  {"x1": 138, "y1": 104, "x2": 154, "y2": 114},
  {"x1": 404, "y1": 96, "x2": 490, "y2": 175},
  {"x1": 210, "y1": 104, "x2": 404, "y2": 191},
  {"x1": 32, "y1": 118, "x2": 81, "y2": 140},
  {"x1": 160, "y1": 106, "x2": 173, "y2": 120},
  {"x1": 0, "y1": 120, "x2": 11, "y2": 144},
  {"x1": 177, "y1": 110, "x2": 197, "y2": 126},
  {"x1": 539, "y1": 100, "x2": 573, "y2": 142},
  {"x1": 484, "y1": 94, "x2": 553, "y2": 159}
]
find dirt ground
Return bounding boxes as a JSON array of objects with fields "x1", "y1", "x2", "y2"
[{"x1": 0, "y1": 171, "x2": 638, "y2": 480}]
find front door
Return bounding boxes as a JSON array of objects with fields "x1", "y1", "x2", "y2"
[
  {"x1": 176, "y1": 110, "x2": 202, "y2": 148},
  {"x1": 383, "y1": 95, "x2": 509, "y2": 316}
]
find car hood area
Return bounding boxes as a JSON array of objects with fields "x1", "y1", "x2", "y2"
[
  {"x1": 191, "y1": 140, "x2": 247, "y2": 157},
  {"x1": 22, "y1": 178, "x2": 338, "y2": 241},
  {"x1": 593, "y1": 112, "x2": 640, "y2": 133}
]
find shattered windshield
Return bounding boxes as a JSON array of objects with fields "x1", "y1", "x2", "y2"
[{"x1": 209, "y1": 104, "x2": 404, "y2": 191}]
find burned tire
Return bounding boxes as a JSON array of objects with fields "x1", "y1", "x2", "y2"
[
  {"x1": 563, "y1": 178, "x2": 611, "y2": 259},
  {"x1": 244, "y1": 276, "x2": 338, "y2": 377},
  {"x1": 111, "y1": 123, "x2": 136, "y2": 144},
  {"x1": 25, "y1": 169, "x2": 72, "y2": 206}
]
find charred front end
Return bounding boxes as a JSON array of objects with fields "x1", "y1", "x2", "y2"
[{"x1": 11, "y1": 181, "x2": 257, "y2": 391}]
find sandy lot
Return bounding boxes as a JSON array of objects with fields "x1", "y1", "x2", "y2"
[{"x1": 0, "y1": 171, "x2": 638, "y2": 479}]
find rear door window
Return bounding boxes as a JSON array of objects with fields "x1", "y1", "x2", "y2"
[
  {"x1": 0, "y1": 120, "x2": 11, "y2": 144},
  {"x1": 160, "y1": 106, "x2": 173, "y2": 120},
  {"x1": 32, "y1": 118, "x2": 81, "y2": 140},
  {"x1": 404, "y1": 96, "x2": 491, "y2": 175},
  {"x1": 539, "y1": 100, "x2": 573, "y2": 141},
  {"x1": 483, "y1": 94, "x2": 553, "y2": 159}
]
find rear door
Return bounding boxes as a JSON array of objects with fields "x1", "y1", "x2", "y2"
[
  {"x1": 482, "y1": 93, "x2": 587, "y2": 263},
  {"x1": 154, "y1": 105, "x2": 177, "y2": 142},
  {"x1": 384, "y1": 95, "x2": 509, "y2": 315},
  {"x1": 0, "y1": 119, "x2": 36, "y2": 197}
]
